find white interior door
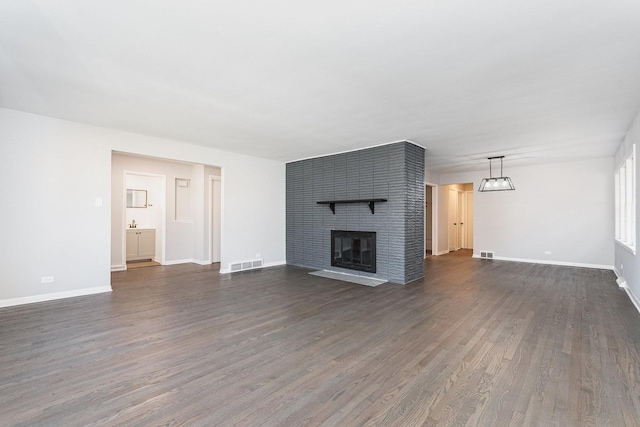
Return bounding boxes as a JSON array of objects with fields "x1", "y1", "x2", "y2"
[
  {"x1": 448, "y1": 188, "x2": 458, "y2": 251},
  {"x1": 458, "y1": 191, "x2": 464, "y2": 249}
]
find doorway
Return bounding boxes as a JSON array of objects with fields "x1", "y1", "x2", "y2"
[
  {"x1": 425, "y1": 184, "x2": 436, "y2": 256},
  {"x1": 111, "y1": 152, "x2": 223, "y2": 272},
  {"x1": 443, "y1": 183, "x2": 474, "y2": 254},
  {"x1": 123, "y1": 171, "x2": 166, "y2": 268},
  {"x1": 448, "y1": 188, "x2": 459, "y2": 251}
]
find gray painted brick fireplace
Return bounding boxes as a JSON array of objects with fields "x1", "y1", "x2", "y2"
[{"x1": 286, "y1": 141, "x2": 425, "y2": 284}]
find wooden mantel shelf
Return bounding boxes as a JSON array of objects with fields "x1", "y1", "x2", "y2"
[{"x1": 317, "y1": 198, "x2": 387, "y2": 215}]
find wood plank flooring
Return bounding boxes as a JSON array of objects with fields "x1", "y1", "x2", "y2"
[{"x1": 2, "y1": 251, "x2": 640, "y2": 426}]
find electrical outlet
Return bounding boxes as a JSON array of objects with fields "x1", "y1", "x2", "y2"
[
  {"x1": 255, "y1": 253, "x2": 261, "y2": 258},
  {"x1": 41, "y1": 276, "x2": 54, "y2": 284},
  {"x1": 621, "y1": 264, "x2": 624, "y2": 270},
  {"x1": 544, "y1": 251, "x2": 551, "y2": 255}
]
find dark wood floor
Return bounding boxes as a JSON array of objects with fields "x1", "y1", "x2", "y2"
[{"x1": 2, "y1": 252, "x2": 640, "y2": 426}]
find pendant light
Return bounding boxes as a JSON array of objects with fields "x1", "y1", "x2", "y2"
[{"x1": 478, "y1": 156, "x2": 515, "y2": 192}]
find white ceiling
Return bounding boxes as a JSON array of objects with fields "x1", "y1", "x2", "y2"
[{"x1": 2, "y1": 0, "x2": 640, "y2": 173}]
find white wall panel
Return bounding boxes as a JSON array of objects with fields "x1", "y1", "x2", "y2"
[
  {"x1": 0, "y1": 108, "x2": 285, "y2": 303},
  {"x1": 438, "y1": 158, "x2": 614, "y2": 268}
]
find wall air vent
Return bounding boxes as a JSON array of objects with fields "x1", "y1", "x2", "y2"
[
  {"x1": 229, "y1": 259, "x2": 264, "y2": 273},
  {"x1": 480, "y1": 251, "x2": 494, "y2": 259}
]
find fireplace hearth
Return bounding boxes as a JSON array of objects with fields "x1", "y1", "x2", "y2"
[{"x1": 331, "y1": 230, "x2": 376, "y2": 273}]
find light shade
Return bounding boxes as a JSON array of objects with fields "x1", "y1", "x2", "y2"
[
  {"x1": 478, "y1": 176, "x2": 515, "y2": 191},
  {"x1": 478, "y1": 156, "x2": 515, "y2": 192}
]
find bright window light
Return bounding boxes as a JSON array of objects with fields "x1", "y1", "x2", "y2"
[{"x1": 615, "y1": 144, "x2": 636, "y2": 254}]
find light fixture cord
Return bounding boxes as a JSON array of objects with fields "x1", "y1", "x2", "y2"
[
  {"x1": 489, "y1": 158, "x2": 493, "y2": 178},
  {"x1": 500, "y1": 157, "x2": 503, "y2": 177}
]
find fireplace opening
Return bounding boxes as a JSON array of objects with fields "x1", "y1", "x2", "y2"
[{"x1": 331, "y1": 230, "x2": 376, "y2": 273}]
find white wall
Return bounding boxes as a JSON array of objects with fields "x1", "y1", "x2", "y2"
[
  {"x1": 438, "y1": 158, "x2": 614, "y2": 268},
  {"x1": 614, "y1": 110, "x2": 640, "y2": 301},
  {"x1": 0, "y1": 108, "x2": 286, "y2": 305}
]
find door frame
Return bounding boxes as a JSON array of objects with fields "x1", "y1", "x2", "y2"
[
  {"x1": 463, "y1": 190, "x2": 473, "y2": 249},
  {"x1": 208, "y1": 174, "x2": 223, "y2": 264},
  {"x1": 424, "y1": 182, "x2": 438, "y2": 258}
]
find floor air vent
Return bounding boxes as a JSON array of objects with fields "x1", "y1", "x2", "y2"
[
  {"x1": 480, "y1": 251, "x2": 494, "y2": 259},
  {"x1": 229, "y1": 259, "x2": 263, "y2": 272}
]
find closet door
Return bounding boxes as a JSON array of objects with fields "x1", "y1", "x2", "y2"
[{"x1": 448, "y1": 189, "x2": 458, "y2": 251}]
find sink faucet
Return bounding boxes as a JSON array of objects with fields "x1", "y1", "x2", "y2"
[{"x1": 131, "y1": 219, "x2": 136, "y2": 228}]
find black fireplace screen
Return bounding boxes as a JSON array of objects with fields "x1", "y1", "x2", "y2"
[{"x1": 331, "y1": 230, "x2": 376, "y2": 273}]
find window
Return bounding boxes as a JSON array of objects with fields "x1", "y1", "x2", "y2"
[{"x1": 615, "y1": 144, "x2": 636, "y2": 253}]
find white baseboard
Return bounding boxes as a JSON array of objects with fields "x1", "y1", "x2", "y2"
[
  {"x1": 116, "y1": 258, "x2": 214, "y2": 267},
  {"x1": 265, "y1": 260, "x2": 287, "y2": 268},
  {"x1": 614, "y1": 268, "x2": 623, "y2": 281},
  {"x1": 220, "y1": 260, "x2": 286, "y2": 274},
  {"x1": 616, "y1": 277, "x2": 640, "y2": 313},
  {"x1": 613, "y1": 270, "x2": 640, "y2": 315},
  {"x1": 624, "y1": 287, "x2": 640, "y2": 314},
  {"x1": 163, "y1": 259, "x2": 196, "y2": 266},
  {"x1": 163, "y1": 259, "x2": 219, "y2": 266},
  {"x1": 471, "y1": 254, "x2": 614, "y2": 271},
  {"x1": 435, "y1": 250, "x2": 449, "y2": 256},
  {"x1": 0, "y1": 286, "x2": 112, "y2": 309}
]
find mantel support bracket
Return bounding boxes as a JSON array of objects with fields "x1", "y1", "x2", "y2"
[{"x1": 316, "y1": 199, "x2": 387, "y2": 215}]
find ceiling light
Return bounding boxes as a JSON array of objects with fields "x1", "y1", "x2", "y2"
[{"x1": 478, "y1": 156, "x2": 515, "y2": 192}]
